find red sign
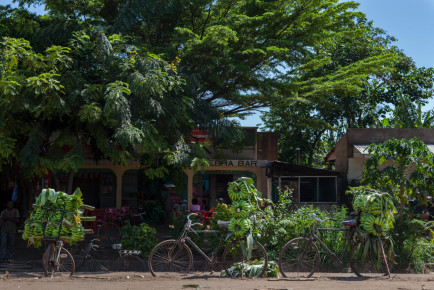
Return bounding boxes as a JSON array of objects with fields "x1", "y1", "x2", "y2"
[{"x1": 191, "y1": 128, "x2": 212, "y2": 144}]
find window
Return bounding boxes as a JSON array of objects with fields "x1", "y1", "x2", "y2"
[
  {"x1": 318, "y1": 178, "x2": 336, "y2": 202},
  {"x1": 300, "y1": 178, "x2": 317, "y2": 202},
  {"x1": 280, "y1": 176, "x2": 337, "y2": 203}
]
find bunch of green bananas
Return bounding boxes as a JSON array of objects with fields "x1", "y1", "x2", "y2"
[
  {"x1": 353, "y1": 190, "x2": 397, "y2": 235},
  {"x1": 23, "y1": 188, "x2": 88, "y2": 246},
  {"x1": 230, "y1": 200, "x2": 252, "y2": 218},
  {"x1": 66, "y1": 199, "x2": 82, "y2": 212},
  {"x1": 33, "y1": 207, "x2": 44, "y2": 221},
  {"x1": 45, "y1": 222, "x2": 59, "y2": 237},
  {"x1": 360, "y1": 212, "x2": 390, "y2": 234},
  {"x1": 228, "y1": 182, "x2": 249, "y2": 201},
  {"x1": 228, "y1": 218, "x2": 252, "y2": 237},
  {"x1": 70, "y1": 225, "x2": 85, "y2": 243},
  {"x1": 31, "y1": 223, "x2": 43, "y2": 236},
  {"x1": 54, "y1": 195, "x2": 66, "y2": 208},
  {"x1": 22, "y1": 222, "x2": 32, "y2": 239},
  {"x1": 353, "y1": 195, "x2": 368, "y2": 211},
  {"x1": 60, "y1": 226, "x2": 71, "y2": 236}
]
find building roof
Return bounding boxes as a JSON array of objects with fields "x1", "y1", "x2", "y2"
[
  {"x1": 267, "y1": 161, "x2": 340, "y2": 177},
  {"x1": 325, "y1": 128, "x2": 434, "y2": 162},
  {"x1": 326, "y1": 143, "x2": 434, "y2": 161}
]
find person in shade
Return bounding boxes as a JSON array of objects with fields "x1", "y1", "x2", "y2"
[
  {"x1": 189, "y1": 198, "x2": 201, "y2": 212},
  {"x1": 0, "y1": 201, "x2": 20, "y2": 263}
]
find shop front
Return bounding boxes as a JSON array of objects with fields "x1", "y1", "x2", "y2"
[
  {"x1": 267, "y1": 161, "x2": 341, "y2": 209},
  {"x1": 184, "y1": 160, "x2": 271, "y2": 210}
]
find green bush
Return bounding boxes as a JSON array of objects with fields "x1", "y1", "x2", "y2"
[
  {"x1": 391, "y1": 213, "x2": 434, "y2": 273},
  {"x1": 409, "y1": 239, "x2": 434, "y2": 273},
  {"x1": 120, "y1": 222, "x2": 158, "y2": 258},
  {"x1": 256, "y1": 190, "x2": 348, "y2": 266}
]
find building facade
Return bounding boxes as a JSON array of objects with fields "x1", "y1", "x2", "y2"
[
  {"x1": 182, "y1": 129, "x2": 279, "y2": 210},
  {"x1": 325, "y1": 128, "x2": 434, "y2": 197}
]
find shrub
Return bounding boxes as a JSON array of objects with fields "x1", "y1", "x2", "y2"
[
  {"x1": 391, "y1": 213, "x2": 434, "y2": 272},
  {"x1": 256, "y1": 189, "x2": 348, "y2": 265},
  {"x1": 408, "y1": 239, "x2": 434, "y2": 273},
  {"x1": 120, "y1": 221, "x2": 158, "y2": 258}
]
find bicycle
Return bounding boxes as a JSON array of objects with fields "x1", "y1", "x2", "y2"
[
  {"x1": 43, "y1": 239, "x2": 75, "y2": 277},
  {"x1": 76, "y1": 239, "x2": 145, "y2": 272},
  {"x1": 97, "y1": 210, "x2": 147, "y2": 246},
  {"x1": 278, "y1": 213, "x2": 391, "y2": 278},
  {"x1": 148, "y1": 213, "x2": 268, "y2": 278}
]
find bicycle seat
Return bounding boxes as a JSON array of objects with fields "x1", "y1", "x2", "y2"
[
  {"x1": 342, "y1": 219, "x2": 357, "y2": 227},
  {"x1": 217, "y1": 220, "x2": 230, "y2": 228}
]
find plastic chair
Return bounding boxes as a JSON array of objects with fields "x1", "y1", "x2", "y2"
[
  {"x1": 91, "y1": 209, "x2": 105, "y2": 232},
  {"x1": 104, "y1": 208, "x2": 119, "y2": 224}
]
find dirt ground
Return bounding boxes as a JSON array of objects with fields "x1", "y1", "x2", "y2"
[{"x1": 0, "y1": 271, "x2": 433, "y2": 290}]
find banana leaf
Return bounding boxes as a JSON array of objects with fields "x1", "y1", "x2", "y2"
[
  {"x1": 47, "y1": 188, "x2": 56, "y2": 203},
  {"x1": 39, "y1": 189, "x2": 47, "y2": 206},
  {"x1": 71, "y1": 187, "x2": 82, "y2": 198},
  {"x1": 246, "y1": 232, "x2": 253, "y2": 260},
  {"x1": 221, "y1": 260, "x2": 279, "y2": 277}
]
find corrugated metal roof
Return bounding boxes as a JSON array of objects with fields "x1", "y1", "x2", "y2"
[
  {"x1": 353, "y1": 144, "x2": 370, "y2": 155},
  {"x1": 353, "y1": 144, "x2": 434, "y2": 156}
]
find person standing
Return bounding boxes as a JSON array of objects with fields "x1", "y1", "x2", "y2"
[
  {"x1": 189, "y1": 198, "x2": 201, "y2": 212},
  {"x1": 0, "y1": 201, "x2": 20, "y2": 262}
]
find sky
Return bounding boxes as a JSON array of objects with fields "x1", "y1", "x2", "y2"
[{"x1": 3, "y1": 0, "x2": 434, "y2": 128}]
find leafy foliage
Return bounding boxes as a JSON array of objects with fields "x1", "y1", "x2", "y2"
[
  {"x1": 389, "y1": 211, "x2": 433, "y2": 273},
  {"x1": 120, "y1": 221, "x2": 158, "y2": 258},
  {"x1": 362, "y1": 138, "x2": 434, "y2": 208},
  {"x1": 256, "y1": 190, "x2": 348, "y2": 264},
  {"x1": 222, "y1": 260, "x2": 280, "y2": 278},
  {"x1": 263, "y1": 21, "x2": 434, "y2": 167}
]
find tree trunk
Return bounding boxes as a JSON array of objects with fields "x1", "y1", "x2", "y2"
[{"x1": 67, "y1": 170, "x2": 74, "y2": 194}]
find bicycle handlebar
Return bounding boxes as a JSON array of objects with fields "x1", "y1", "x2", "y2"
[
  {"x1": 186, "y1": 213, "x2": 203, "y2": 229},
  {"x1": 311, "y1": 213, "x2": 337, "y2": 223}
]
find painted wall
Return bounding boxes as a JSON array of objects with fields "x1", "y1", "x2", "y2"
[{"x1": 347, "y1": 158, "x2": 365, "y2": 184}]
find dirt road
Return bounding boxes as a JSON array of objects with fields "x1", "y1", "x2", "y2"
[{"x1": 0, "y1": 272, "x2": 433, "y2": 290}]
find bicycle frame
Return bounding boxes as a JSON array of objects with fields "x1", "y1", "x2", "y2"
[
  {"x1": 308, "y1": 215, "x2": 356, "y2": 265},
  {"x1": 177, "y1": 214, "x2": 227, "y2": 267},
  {"x1": 55, "y1": 240, "x2": 64, "y2": 265}
]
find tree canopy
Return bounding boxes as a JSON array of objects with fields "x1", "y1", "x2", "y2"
[
  {"x1": 1, "y1": 0, "x2": 434, "y2": 205},
  {"x1": 262, "y1": 20, "x2": 434, "y2": 166}
]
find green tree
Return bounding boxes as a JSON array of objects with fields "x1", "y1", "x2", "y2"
[
  {"x1": 263, "y1": 21, "x2": 434, "y2": 166},
  {"x1": 362, "y1": 138, "x2": 434, "y2": 210},
  {"x1": 0, "y1": 32, "x2": 202, "y2": 209},
  {"x1": 378, "y1": 99, "x2": 434, "y2": 129},
  {"x1": 16, "y1": 0, "x2": 391, "y2": 117},
  {"x1": 262, "y1": 20, "x2": 398, "y2": 166}
]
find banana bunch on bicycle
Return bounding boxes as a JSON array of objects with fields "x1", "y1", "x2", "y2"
[
  {"x1": 22, "y1": 188, "x2": 94, "y2": 246},
  {"x1": 351, "y1": 187, "x2": 398, "y2": 236},
  {"x1": 227, "y1": 177, "x2": 262, "y2": 237}
]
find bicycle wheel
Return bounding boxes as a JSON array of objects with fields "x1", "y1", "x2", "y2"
[
  {"x1": 43, "y1": 242, "x2": 56, "y2": 277},
  {"x1": 97, "y1": 223, "x2": 121, "y2": 246},
  {"x1": 222, "y1": 239, "x2": 268, "y2": 278},
  {"x1": 278, "y1": 237, "x2": 319, "y2": 278},
  {"x1": 57, "y1": 248, "x2": 75, "y2": 276},
  {"x1": 350, "y1": 240, "x2": 390, "y2": 278},
  {"x1": 75, "y1": 255, "x2": 90, "y2": 272},
  {"x1": 148, "y1": 240, "x2": 193, "y2": 277},
  {"x1": 114, "y1": 255, "x2": 145, "y2": 272}
]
